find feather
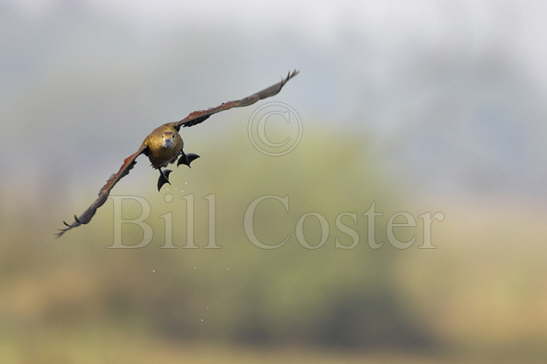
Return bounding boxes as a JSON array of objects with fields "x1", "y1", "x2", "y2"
[
  {"x1": 174, "y1": 70, "x2": 299, "y2": 129},
  {"x1": 56, "y1": 144, "x2": 147, "y2": 237}
]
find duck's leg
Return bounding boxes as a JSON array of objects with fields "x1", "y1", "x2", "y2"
[
  {"x1": 157, "y1": 168, "x2": 172, "y2": 191},
  {"x1": 177, "y1": 152, "x2": 200, "y2": 168}
]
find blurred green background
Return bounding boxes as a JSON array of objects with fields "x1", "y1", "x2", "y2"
[{"x1": 2, "y1": 1, "x2": 547, "y2": 363}]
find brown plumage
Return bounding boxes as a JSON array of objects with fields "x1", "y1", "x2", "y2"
[
  {"x1": 56, "y1": 70, "x2": 299, "y2": 237},
  {"x1": 144, "y1": 124, "x2": 184, "y2": 168}
]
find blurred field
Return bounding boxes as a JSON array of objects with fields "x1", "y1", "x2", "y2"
[
  {"x1": 2, "y1": 329, "x2": 542, "y2": 364},
  {"x1": 1, "y1": 132, "x2": 547, "y2": 363},
  {"x1": 0, "y1": 328, "x2": 506, "y2": 364}
]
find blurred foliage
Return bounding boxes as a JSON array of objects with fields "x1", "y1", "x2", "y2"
[
  {"x1": 2, "y1": 130, "x2": 547, "y2": 363},
  {"x1": 1, "y1": 131, "x2": 436, "y2": 354}
]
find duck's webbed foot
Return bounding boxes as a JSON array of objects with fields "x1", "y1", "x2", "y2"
[
  {"x1": 157, "y1": 169, "x2": 172, "y2": 191},
  {"x1": 177, "y1": 152, "x2": 200, "y2": 168}
]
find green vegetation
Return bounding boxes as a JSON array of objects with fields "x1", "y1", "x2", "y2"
[{"x1": 1, "y1": 131, "x2": 545, "y2": 362}]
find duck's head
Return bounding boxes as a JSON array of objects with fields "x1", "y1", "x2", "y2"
[{"x1": 161, "y1": 130, "x2": 177, "y2": 148}]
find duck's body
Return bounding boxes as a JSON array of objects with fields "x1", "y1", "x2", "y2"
[
  {"x1": 144, "y1": 123, "x2": 184, "y2": 168},
  {"x1": 142, "y1": 123, "x2": 200, "y2": 190}
]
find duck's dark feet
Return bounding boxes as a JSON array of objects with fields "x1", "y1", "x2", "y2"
[
  {"x1": 177, "y1": 153, "x2": 200, "y2": 168},
  {"x1": 157, "y1": 169, "x2": 172, "y2": 191}
]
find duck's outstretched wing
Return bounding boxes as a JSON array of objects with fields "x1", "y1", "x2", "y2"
[
  {"x1": 174, "y1": 70, "x2": 299, "y2": 129},
  {"x1": 56, "y1": 143, "x2": 148, "y2": 237}
]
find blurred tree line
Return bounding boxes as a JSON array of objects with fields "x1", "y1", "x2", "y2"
[{"x1": 0, "y1": 131, "x2": 435, "y2": 351}]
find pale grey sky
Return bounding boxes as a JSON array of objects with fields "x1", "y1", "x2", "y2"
[
  {"x1": 9, "y1": 0, "x2": 547, "y2": 86},
  {"x1": 3, "y1": 0, "x2": 547, "y2": 200}
]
